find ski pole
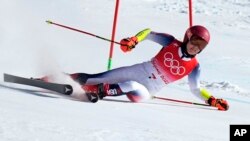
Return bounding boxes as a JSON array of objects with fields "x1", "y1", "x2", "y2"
[
  {"x1": 153, "y1": 96, "x2": 211, "y2": 107},
  {"x1": 46, "y1": 20, "x2": 125, "y2": 46}
]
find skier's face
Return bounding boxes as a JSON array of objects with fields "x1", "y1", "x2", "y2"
[{"x1": 186, "y1": 36, "x2": 208, "y2": 55}]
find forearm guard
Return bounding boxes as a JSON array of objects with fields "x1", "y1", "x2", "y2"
[{"x1": 135, "y1": 28, "x2": 151, "y2": 42}]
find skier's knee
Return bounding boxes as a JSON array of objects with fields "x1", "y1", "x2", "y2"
[{"x1": 120, "y1": 81, "x2": 150, "y2": 102}]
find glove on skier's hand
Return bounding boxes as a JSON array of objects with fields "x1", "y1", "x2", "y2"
[
  {"x1": 120, "y1": 36, "x2": 138, "y2": 53},
  {"x1": 207, "y1": 96, "x2": 229, "y2": 111}
]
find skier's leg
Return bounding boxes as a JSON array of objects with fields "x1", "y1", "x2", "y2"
[
  {"x1": 69, "y1": 73, "x2": 90, "y2": 85},
  {"x1": 69, "y1": 63, "x2": 148, "y2": 86},
  {"x1": 83, "y1": 81, "x2": 151, "y2": 103},
  {"x1": 32, "y1": 73, "x2": 91, "y2": 84},
  {"x1": 69, "y1": 71, "x2": 119, "y2": 85},
  {"x1": 120, "y1": 81, "x2": 151, "y2": 102}
]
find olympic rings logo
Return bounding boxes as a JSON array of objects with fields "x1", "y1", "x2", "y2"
[{"x1": 163, "y1": 52, "x2": 186, "y2": 75}]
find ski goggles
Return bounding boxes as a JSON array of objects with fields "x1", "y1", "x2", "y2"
[{"x1": 189, "y1": 36, "x2": 208, "y2": 52}]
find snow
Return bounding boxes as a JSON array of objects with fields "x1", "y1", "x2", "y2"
[{"x1": 1, "y1": 0, "x2": 250, "y2": 141}]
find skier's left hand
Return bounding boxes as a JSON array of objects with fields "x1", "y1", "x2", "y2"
[
  {"x1": 207, "y1": 96, "x2": 229, "y2": 111},
  {"x1": 120, "y1": 36, "x2": 138, "y2": 52}
]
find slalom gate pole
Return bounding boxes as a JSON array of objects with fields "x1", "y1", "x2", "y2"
[
  {"x1": 107, "y1": 0, "x2": 120, "y2": 70},
  {"x1": 153, "y1": 96, "x2": 210, "y2": 107},
  {"x1": 46, "y1": 20, "x2": 124, "y2": 46},
  {"x1": 188, "y1": 0, "x2": 193, "y2": 27}
]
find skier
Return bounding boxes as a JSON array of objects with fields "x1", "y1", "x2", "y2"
[{"x1": 42, "y1": 25, "x2": 229, "y2": 111}]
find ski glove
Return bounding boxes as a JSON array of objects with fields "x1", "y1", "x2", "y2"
[
  {"x1": 120, "y1": 36, "x2": 138, "y2": 53},
  {"x1": 207, "y1": 96, "x2": 229, "y2": 111}
]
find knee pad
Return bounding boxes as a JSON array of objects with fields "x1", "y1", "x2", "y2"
[{"x1": 120, "y1": 81, "x2": 151, "y2": 102}]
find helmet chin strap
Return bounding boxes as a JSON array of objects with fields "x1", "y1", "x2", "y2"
[{"x1": 180, "y1": 43, "x2": 196, "y2": 58}]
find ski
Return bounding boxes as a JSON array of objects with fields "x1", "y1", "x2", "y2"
[{"x1": 3, "y1": 73, "x2": 73, "y2": 95}]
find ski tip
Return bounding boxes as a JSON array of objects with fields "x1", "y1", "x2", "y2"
[
  {"x1": 3, "y1": 73, "x2": 13, "y2": 82},
  {"x1": 46, "y1": 20, "x2": 53, "y2": 24}
]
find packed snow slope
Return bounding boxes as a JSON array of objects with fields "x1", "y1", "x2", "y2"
[{"x1": 0, "y1": 0, "x2": 250, "y2": 141}]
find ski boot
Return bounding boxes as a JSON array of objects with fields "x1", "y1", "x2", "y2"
[{"x1": 82, "y1": 83, "x2": 106, "y2": 103}]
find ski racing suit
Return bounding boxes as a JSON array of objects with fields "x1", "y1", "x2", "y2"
[{"x1": 72, "y1": 29, "x2": 212, "y2": 102}]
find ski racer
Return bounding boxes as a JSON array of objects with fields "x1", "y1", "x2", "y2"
[{"x1": 64, "y1": 25, "x2": 228, "y2": 110}]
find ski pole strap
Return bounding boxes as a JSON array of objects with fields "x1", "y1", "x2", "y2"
[{"x1": 153, "y1": 96, "x2": 210, "y2": 107}]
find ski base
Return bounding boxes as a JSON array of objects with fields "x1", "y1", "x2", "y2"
[{"x1": 3, "y1": 73, "x2": 73, "y2": 95}]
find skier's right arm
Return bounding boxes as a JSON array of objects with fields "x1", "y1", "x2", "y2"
[
  {"x1": 120, "y1": 28, "x2": 174, "y2": 52},
  {"x1": 188, "y1": 64, "x2": 229, "y2": 111}
]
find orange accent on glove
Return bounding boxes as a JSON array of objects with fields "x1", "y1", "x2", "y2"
[
  {"x1": 120, "y1": 36, "x2": 138, "y2": 53},
  {"x1": 207, "y1": 96, "x2": 229, "y2": 111}
]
